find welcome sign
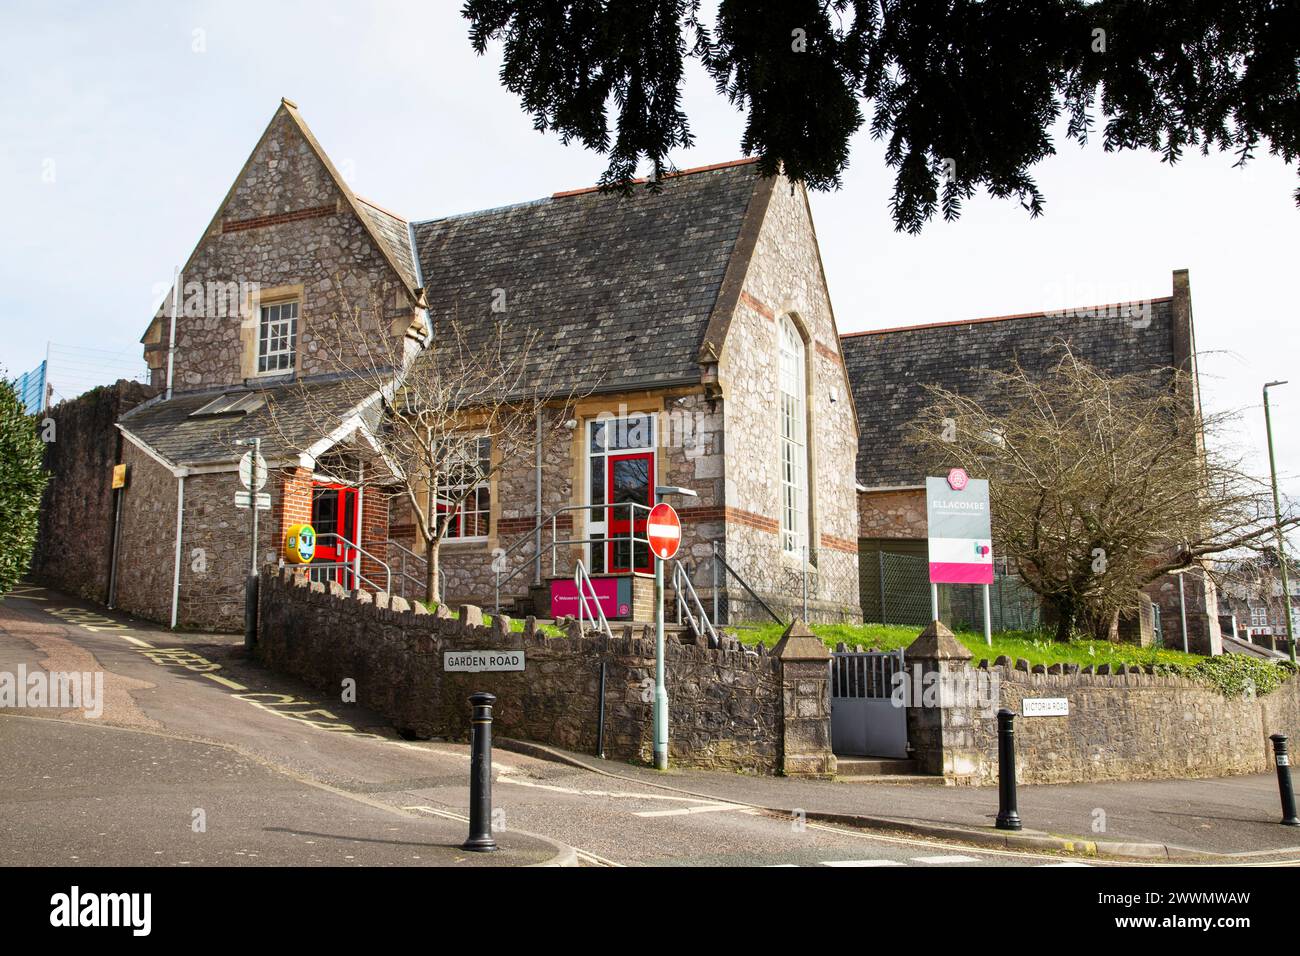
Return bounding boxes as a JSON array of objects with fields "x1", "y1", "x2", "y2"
[{"x1": 926, "y1": 471, "x2": 993, "y2": 585}]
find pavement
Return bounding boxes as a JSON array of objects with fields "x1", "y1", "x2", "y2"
[
  {"x1": 3, "y1": 580, "x2": 1299, "y2": 867},
  {"x1": 496, "y1": 742, "x2": 1300, "y2": 861}
]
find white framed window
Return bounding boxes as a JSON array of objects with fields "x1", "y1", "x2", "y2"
[
  {"x1": 778, "y1": 315, "x2": 807, "y2": 554},
  {"x1": 1250, "y1": 604, "x2": 1269, "y2": 627},
  {"x1": 258, "y1": 300, "x2": 299, "y2": 373},
  {"x1": 438, "y1": 436, "x2": 492, "y2": 539}
]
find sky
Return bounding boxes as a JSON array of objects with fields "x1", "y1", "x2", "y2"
[{"x1": 1, "y1": 0, "x2": 1296, "y2": 513}]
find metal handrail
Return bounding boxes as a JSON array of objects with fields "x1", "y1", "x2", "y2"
[
  {"x1": 308, "y1": 562, "x2": 388, "y2": 594},
  {"x1": 386, "y1": 537, "x2": 444, "y2": 602},
  {"x1": 387, "y1": 538, "x2": 425, "y2": 599},
  {"x1": 493, "y1": 501, "x2": 654, "y2": 611},
  {"x1": 549, "y1": 502, "x2": 653, "y2": 576},
  {"x1": 573, "y1": 559, "x2": 613, "y2": 640},
  {"x1": 315, "y1": 532, "x2": 391, "y2": 595},
  {"x1": 711, "y1": 541, "x2": 785, "y2": 626},
  {"x1": 672, "y1": 560, "x2": 719, "y2": 648}
]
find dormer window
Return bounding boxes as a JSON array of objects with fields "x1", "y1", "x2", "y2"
[{"x1": 258, "y1": 300, "x2": 298, "y2": 373}]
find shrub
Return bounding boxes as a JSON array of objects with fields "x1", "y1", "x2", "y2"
[
  {"x1": 1156, "y1": 655, "x2": 1296, "y2": 698},
  {"x1": 0, "y1": 378, "x2": 49, "y2": 597}
]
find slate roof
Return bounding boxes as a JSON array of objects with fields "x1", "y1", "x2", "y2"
[
  {"x1": 357, "y1": 196, "x2": 419, "y2": 292},
  {"x1": 841, "y1": 298, "x2": 1177, "y2": 487},
  {"x1": 410, "y1": 160, "x2": 763, "y2": 396},
  {"x1": 117, "y1": 377, "x2": 381, "y2": 469}
]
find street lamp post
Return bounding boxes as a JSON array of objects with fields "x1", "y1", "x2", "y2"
[
  {"x1": 1263, "y1": 381, "x2": 1295, "y2": 664},
  {"x1": 652, "y1": 485, "x2": 696, "y2": 771}
]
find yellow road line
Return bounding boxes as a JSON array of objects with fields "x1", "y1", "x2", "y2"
[{"x1": 203, "y1": 673, "x2": 248, "y2": 691}]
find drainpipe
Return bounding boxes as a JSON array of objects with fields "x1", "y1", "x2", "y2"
[
  {"x1": 107, "y1": 484, "x2": 123, "y2": 610},
  {"x1": 170, "y1": 473, "x2": 185, "y2": 629},
  {"x1": 534, "y1": 410, "x2": 543, "y2": 586},
  {"x1": 354, "y1": 461, "x2": 365, "y2": 588},
  {"x1": 165, "y1": 266, "x2": 180, "y2": 401}
]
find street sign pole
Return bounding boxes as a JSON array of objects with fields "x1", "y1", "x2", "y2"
[
  {"x1": 237, "y1": 436, "x2": 264, "y2": 651},
  {"x1": 654, "y1": 546, "x2": 667, "y2": 770},
  {"x1": 649, "y1": 488, "x2": 692, "y2": 772},
  {"x1": 1264, "y1": 381, "x2": 1296, "y2": 663},
  {"x1": 249, "y1": 436, "x2": 261, "y2": 577}
]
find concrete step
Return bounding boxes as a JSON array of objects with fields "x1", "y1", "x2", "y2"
[
  {"x1": 836, "y1": 773, "x2": 949, "y2": 786},
  {"x1": 835, "y1": 757, "x2": 921, "y2": 777}
]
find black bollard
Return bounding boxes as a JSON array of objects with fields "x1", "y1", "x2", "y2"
[
  {"x1": 995, "y1": 708, "x2": 1023, "y2": 831},
  {"x1": 243, "y1": 573, "x2": 258, "y2": 650},
  {"x1": 462, "y1": 692, "x2": 498, "y2": 851},
  {"x1": 1269, "y1": 734, "x2": 1299, "y2": 826}
]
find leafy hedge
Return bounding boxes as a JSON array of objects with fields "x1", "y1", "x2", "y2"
[
  {"x1": 1156, "y1": 655, "x2": 1297, "y2": 699},
  {"x1": 0, "y1": 378, "x2": 48, "y2": 597}
]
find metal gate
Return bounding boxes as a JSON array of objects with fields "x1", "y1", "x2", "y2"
[{"x1": 830, "y1": 649, "x2": 908, "y2": 758}]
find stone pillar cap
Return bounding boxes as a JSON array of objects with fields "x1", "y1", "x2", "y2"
[
  {"x1": 904, "y1": 620, "x2": 973, "y2": 661},
  {"x1": 772, "y1": 619, "x2": 829, "y2": 660}
]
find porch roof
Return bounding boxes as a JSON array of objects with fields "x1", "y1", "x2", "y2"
[
  {"x1": 117, "y1": 376, "x2": 381, "y2": 470},
  {"x1": 410, "y1": 160, "x2": 764, "y2": 396}
]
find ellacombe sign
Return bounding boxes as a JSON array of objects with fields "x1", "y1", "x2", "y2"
[{"x1": 926, "y1": 474, "x2": 993, "y2": 585}]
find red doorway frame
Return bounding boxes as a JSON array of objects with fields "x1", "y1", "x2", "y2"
[
  {"x1": 311, "y1": 483, "x2": 360, "y2": 584},
  {"x1": 605, "y1": 451, "x2": 653, "y2": 574}
]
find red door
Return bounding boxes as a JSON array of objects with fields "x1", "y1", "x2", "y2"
[
  {"x1": 311, "y1": 484, "x2": 359, "y2": 585},
  {"x1": 606, "y1": 452, "x2": 653, "y2": 573}
]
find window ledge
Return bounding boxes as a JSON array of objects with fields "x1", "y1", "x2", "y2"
[{"x1": 441, "y1": 537, "x2": 491, "y2": 549}]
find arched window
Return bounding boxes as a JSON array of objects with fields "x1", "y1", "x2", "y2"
[{"x1": 778, "y1": 315, "x2": 807, "y2": 554}]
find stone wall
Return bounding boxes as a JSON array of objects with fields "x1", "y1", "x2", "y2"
[
  {"x1": 141, "y1": 106, "x2": 417, "y2": 393},
  {"x1": 714, "y1": 176, "x2": 860, "y2": 622},
  {"x1": 254, "y1": 567, "x2": 835, "y2": 775},
  {"x1": 907, "y1": 625, "x2": 1300, "y2": 784},
  {"x1": 112, "y1": 442, "x2": 180, "y2": 624},
  {"x1": 113, "y1": 451, "x2": 318, "y2": 632},
  {"x1": 30, "y1": 380, "x2": 158, "y2": 602},
  {"x1": 858, "y1": 488, "x2": 927, "y2": 540}
]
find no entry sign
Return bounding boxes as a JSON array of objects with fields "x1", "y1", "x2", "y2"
[{"x1": 646, "y1": 503, "x2": 681, "y2": 561}]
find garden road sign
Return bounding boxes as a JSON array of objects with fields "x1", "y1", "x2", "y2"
[
  {"x1": 926, "y1": 473, "x2": 993, "y2": 585},
  {"x1": 646, "y1": 503, "x2": 681, "y2": 561}
]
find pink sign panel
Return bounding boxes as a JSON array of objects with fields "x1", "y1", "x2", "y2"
[
  {"x1": 550, "y1": 577, "x2": 631, "y2": 619},
  {"x1": 928, "y1": 560, "x2": 994, "y2": 585}
]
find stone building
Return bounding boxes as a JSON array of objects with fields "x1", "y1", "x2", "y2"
[
  {"x1": 98, "y1": 99, "x2": 860, "y2": 631},
  {"x1": 839, "y1": 270, "x2": 1225, "y2": 653},
  {"x1": 1215, "y1": 556, "x2": 1299, "y2": 653}
]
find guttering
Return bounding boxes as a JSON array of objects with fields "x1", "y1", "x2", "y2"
[
  {"x1": 857, "y1": 483, "x2": 926, "y2": 493},
  {"x1": 407, "y1": 220, "x2": 425, "y2": 290}
]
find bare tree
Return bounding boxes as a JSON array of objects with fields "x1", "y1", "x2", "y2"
[
  {"x1": 267, "y1": 286, "x2": 578, "y2": 605},
  {"x1": 909, "y1": 347, "x2": 1298, "y2": 642}
]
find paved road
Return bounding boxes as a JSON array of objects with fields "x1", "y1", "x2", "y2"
[{"x1": 0, "y1": 583, "x2": 1273, "y2": 868}]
